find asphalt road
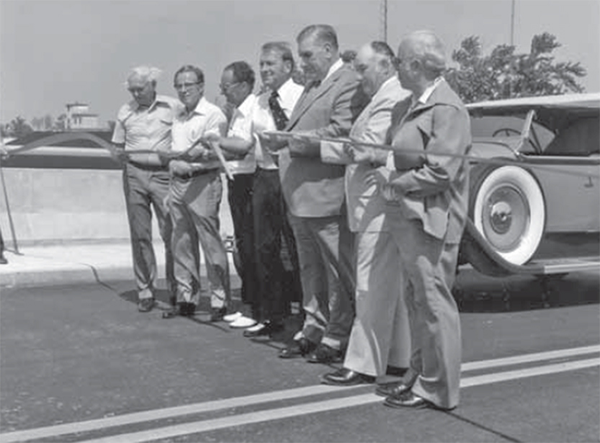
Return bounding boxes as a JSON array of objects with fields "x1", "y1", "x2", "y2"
[{"x1": 0, "y1": 269, "x2": 598, "y2": 443}]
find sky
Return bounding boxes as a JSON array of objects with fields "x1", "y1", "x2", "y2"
[{"x1": 1, "y1": 0, "x2": 599, "y2": 124}]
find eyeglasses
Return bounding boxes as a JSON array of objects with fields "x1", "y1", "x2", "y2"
[
  {"x1": 219, "y1": 82, "x2": 240, "y2": 92},
  {"x1": 127, "y1": 86, "x2": 148, "y2": 93},
  {"x1": 174, "y1": 82, "x2": 201, "y2": 90}
]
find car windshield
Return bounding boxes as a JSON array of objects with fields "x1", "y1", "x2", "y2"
[{"x1": 470, "y1": 114, "x2": 556, "y2": 154}]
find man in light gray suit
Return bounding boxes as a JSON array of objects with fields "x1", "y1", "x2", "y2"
[
  {"x1": 371, "y1": 31, "x2": 470, "y2": 410},
  {"x1": 317, "y1": 42, "x2": 411, "y2": 386},
  {"x1": 266, "y1": 24, "x2": 368, "y2": 363}
]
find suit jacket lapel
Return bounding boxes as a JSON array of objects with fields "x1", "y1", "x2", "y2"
[{"x1": 286, "y1": 68, "x2": 343, "y2": 130}]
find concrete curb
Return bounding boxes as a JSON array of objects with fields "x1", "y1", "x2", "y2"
[{"x1": 0, "y1": 244, "x2": 236, "y2": 289}]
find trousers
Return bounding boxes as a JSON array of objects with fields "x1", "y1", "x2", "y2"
[
  {"x1": 252, "y1": 168, "x2": 288, "y2": 323},
  {"x1": 169, "y1": 171, "x2": 230, "y2": 309},
  {"x1": 227, "y1": 173, "x2": 257, "y2": 306},
  {"x1": 289, "y1": 212, "x2": 355, "y2": 350},
  {"x1": 388, "y1": 209, "x2": 462, "y2": 409},
  {"x1": 344, "y1": 231, "x2": 411, "y2": 377},
  {"x1": 122, "y1": 164, "x2": 174, "y2": 299}
]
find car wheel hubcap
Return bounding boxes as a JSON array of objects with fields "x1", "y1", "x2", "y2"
[{"x1": 482, "y1": 185, "x2": 529, "y2": 252}]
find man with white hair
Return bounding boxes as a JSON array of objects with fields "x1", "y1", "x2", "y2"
[
  {"x1": 112, "y1": 66, "x2": 179, "y2": 312},
  {"x1": 366, "y1": 30, "x2": 471, "y2": 410}
]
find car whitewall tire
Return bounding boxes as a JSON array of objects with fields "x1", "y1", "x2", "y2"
[{"x1": 471, "y1": 165, "x2": 546, "y2": 265}]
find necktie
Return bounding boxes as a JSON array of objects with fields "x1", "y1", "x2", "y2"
[{"x1": 268, "y1": 91, "x2": 288, "y2": 131}]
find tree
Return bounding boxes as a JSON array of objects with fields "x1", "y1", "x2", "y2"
[
  {"x1": 2, "y1": 116, "x2": 33, "y2": 138},
  {"x1": 53, "y1": 113, "x2": 67, "y2": 131},
  {"x1": 445, "y1": 33, "x2": 586, "y2": 103},
  {"x1": 43, "y1": 114, "x2": 54, "y2": 130}
]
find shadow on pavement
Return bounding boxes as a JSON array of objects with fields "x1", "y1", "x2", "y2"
[{"x1": 453, "y1": 269, "x2": 600, "y2": 313}]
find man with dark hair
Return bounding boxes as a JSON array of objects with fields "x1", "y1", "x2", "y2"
[
  {"x1": 265, "y1": 24, "x2": 368, "y2": 363},
  {"x1": 163, "y1": 64, "x2": 231, "y2": 321},
  {"x1": 211, "y1": 43, "x2": 304, "y2": 337},
  {"x1": 112, "y1": 66, "x2": 177, "y2": 312},
  {"x1": 216, "y1": 61, "x2": 259, "y2": 326},
  {"x1": 320, "y1": 41, "x2": 411, "y2": 386}
]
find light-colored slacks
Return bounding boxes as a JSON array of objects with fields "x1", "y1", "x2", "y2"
[
  {"x1": 344, "y1": 231, "x2": 411, "y2": 377},
  {"x1": 387, "y1": 207, "x2": 462, "y2": 409},
  {"x1": 122, "y1": 164, "x2": 174, "y2": 300},
  {"x1": 288, "y1": 213, "x2": 355, "y2": 350},
  {"x1": 168, "y1": 171, "x2": 230, "y2": 309}
]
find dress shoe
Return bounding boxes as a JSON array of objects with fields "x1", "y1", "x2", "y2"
[
  {"x1": 0, "y1": 255, "x2": 7, "y2": 265},
  {"x1": 384, "y1": 390, "x2": 433, "y2": 409},
  {"x1": 375, "y1": 381, "x2": 412, "y2": 398},
  {"x1": 386, "y1": 366, "x2": 408, "y2": 377},
  {"x1": 243, "y1": 321, "x2": 284, "y2": 338},
  {"x1": 223, "y1": 311, "x2": 242, "y2": 323},
  {"x1": 306, "y1": 343, "x2": 343, "y2": 364},
  {"x1": 279, "y1": 337, "x2": 315, "y2": 359},
  {"x1": 229, "y1": 315, "x2": 257, "y2": 329},
  {"x1": 137, "y1": 298, "x2": 155, "y2": 313},
  {"x1": 162, "y1": 302, "x2": 195, "y2": 319},
  {"x1": 209, "y1": 307, "x2": 227, "y2": 322},
  {"x1": 321, "y1": 368, "x2": 375, "y2": 386}
]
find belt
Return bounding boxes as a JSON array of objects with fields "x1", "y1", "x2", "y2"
[
  {"x1": 128, "y1": 161, "x2": 168, "y2": 172},
  {"x1": 174, "y1": 168, "x2": 220, "y2": 180}
]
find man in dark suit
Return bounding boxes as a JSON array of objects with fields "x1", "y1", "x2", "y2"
[
  {"x1": 266, "y1": 24, "x2": 367, "y2": 363},
  {"x1": 373, "y1": 30, "x2": 471, "y2": 410}
]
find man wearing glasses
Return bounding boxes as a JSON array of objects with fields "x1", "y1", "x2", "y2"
[
  {"x1": 215, "y1": 61, "x2": 259, "y2": 327},
  {"x1": 163, "y1": 65, "x2": 231, "y2": 321},
  {"x1": 112, "y1": 66, "x2": 178, "y2": 313}
]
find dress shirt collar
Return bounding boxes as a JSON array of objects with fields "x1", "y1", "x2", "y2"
[
  {"x1": 276, "y1": 78, "x2": 297, "y2": 102},
  {"x1": 179, "y1": 96, "x2": 212, "y2": 119},
  {"x1": 233, "y1": 93, "x2": 257, "y2": 118},
  {"x1": 412, "y1": 76, "x2": 444, "y2": 107},
  {"x1": 323, "y1": 58, "x2": 344, "y2": 83},
  {"x1": 130, "y1": 94, "x2": 171, "y2": 112}
]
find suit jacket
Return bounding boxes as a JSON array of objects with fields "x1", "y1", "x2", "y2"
[
  {"x1": 386, "y1": 79, "x2": 471, "y2": 243},
  {"x1": 279, "y1": 65, "x2": 367, "y2": 217},
  {"x1": 321, "y1": 76, "x2": 410, "y2": 232}
]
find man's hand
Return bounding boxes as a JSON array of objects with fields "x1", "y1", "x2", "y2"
[
  {"x1": 258, "y1": 132, "x2": 287, "y2": 153},
  {"x1": 114, "y1": 148, "x2": 130, "y2": 164},
  {"x1": 169, "y1": 159, "x2": 193, "y2": 177},
  {"x1": 345, "y1": 143, "x2": 375, "y2": 164}
]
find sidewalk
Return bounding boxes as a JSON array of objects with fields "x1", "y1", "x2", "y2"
[{"x1": 0, "y1": 242, "x2": 235, "y2": 289}]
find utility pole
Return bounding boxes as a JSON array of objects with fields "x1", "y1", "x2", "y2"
[
  {"x1": 510, "y1": 0, "x2": 516, "y2": 46},
  {"x1": 380, "y1": 0, "x2": 388, "y2": 43}
]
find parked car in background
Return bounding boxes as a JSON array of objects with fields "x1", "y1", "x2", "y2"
[{"x1": 459, "y1": 93, "x2": 600, "y2": 277}]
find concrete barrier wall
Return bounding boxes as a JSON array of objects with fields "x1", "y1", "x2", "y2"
[{"x1": 0, "y1": 168, "x2": 234, "y2": 246}]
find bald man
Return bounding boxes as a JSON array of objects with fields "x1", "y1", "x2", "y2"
[
  {"x1": 319, "y1": 41, "x2": 411, "y2": 386},
  {"x1": 369, "y1": 31, "x2": 471, "y2": 410},
  {"x1": 112, "y1": 66, "x2": 179, "y2": 312}
]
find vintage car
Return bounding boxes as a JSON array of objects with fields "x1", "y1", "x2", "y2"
[{"x1": 459, "y1": 93, "x2": 600, "y2": 278}]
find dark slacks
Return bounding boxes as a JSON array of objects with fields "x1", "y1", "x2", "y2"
[
  {"x1": 122, "y1": 163, "x2": 174, "y2": 299},
  {"x1": 227, "y1": 173, "x2": 257, "y2": 306},
  {"x1": 252, "y1": 168, "x2": 288, "y2": 323}
]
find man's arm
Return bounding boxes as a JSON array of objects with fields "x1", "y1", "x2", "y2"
[
  {"x1": 388, "y1": 105, "x2": 471, "y2": 197},
  {"x1": 289, "y1": 75, "x2": 365, "y2": 158}
]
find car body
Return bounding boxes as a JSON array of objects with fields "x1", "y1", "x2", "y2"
[{"x1": 460, "y1": 93, "x2": 600, "y2": 277}]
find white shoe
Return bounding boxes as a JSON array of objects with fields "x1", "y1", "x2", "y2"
[
  {"x1": 223, "y1": 311, "x2": 242, "y2": 323},
  {"x1": 245, "y1": 322, "x2": 265, "y2": 333},
  {"x1": 230, "y1": 316, "x2": 257, "y2": 329}
]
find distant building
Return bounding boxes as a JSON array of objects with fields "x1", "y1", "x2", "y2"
[{"x1": 65, "y1": 102, "x2": 102, "y2": 130}]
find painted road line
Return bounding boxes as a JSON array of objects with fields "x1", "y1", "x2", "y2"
[
  {"x1": 0, "y1": 347, "x2": 598, "y2": 443},
  {"x1": 78, "y1": 357, "x2": 600, "y2": 443},
  {"x1": 461, "y1": 344, "x2": 600, "y2": 371},
  {"x1": 0, "y1": 385, "x2": 357, "y2": 443}
]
